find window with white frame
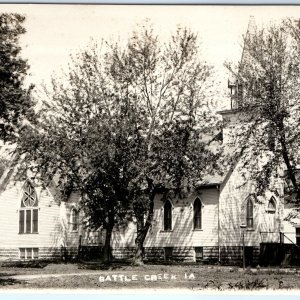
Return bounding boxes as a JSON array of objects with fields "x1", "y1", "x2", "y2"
[
  {"x1": 19, "y1": 181, "x2": 38, "y2": 234},
  {"x1": 70, "y1": 208, "x2": 79, "y2": 231},
  {"x1": 246, "y1": 196, "x2": 254, "y2": 229},
  {"x1": 19, "y1": 248, "x2": 39, "y2": 260},
  {"x1": 193, "y1": 198, "x2": 202, "y2": 230}
]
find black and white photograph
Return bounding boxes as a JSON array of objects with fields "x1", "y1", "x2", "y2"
[{"x1": 0, "y1": 3, "x2": 300, "y2": 291}]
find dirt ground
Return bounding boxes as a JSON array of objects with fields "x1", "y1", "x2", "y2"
[{"x1": 0, "y1": 262, "x2": 300, "y2": 290}]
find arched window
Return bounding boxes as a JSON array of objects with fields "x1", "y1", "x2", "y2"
[
  {"x1": 19, "y1": 181, "x2": 38, "y2": 234},
  {"x1": 246, "y1": 197, "x2": 254, "y2": 229},
  {"x1": 70, "y1": 208, "x2": 79, "y2": 231},
  {"x1": 193, "y1": 198, "x2": 202, "y2": 230},
  {"x1": 267, "y1": 197, "x2": 276, "y2": 213},
  {"x1": 164, "y1": 200, "x2": 172, "y2": 231}
]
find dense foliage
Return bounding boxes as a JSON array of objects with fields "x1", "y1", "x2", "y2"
[
  {"x1": 17, "y1": 25, "x2": 221, "y2": 263},
  {"x1": 0, "y1": 13, "x2": 33, "y2": 142},
  {"x1": 226, "y1": 19, "x2": 300, "y2": 202}
]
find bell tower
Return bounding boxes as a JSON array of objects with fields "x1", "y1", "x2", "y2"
[{"x1": 219, "y1": 17, "x2": 256, "y2": 145}]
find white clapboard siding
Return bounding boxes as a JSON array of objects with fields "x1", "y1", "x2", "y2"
[
  {"x1": 219, "y1": 162, "x2": 284, "y2": 247},
  {"x1": 282, "y1": 203, "x2": 298, "y2": 244},
  {"x1": 0, "y1": 181, "x2": 61, "y2": 249},
  {"x1": 111, "y1": 189, "x2": 219, "y2": 248},
  {"x1": 61, "y1": 192, "x2": 82, "y2": 247},
  {"x1": 144, "y1": 189, "x2": 219, "y2": 247},
  {"x1": 111, "y1": 222, "x2": 136, "y2": 248}
]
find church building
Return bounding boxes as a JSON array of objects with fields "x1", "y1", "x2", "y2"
[{"x1": 0, "y1": 17, "x2": 298, "y2": 266}]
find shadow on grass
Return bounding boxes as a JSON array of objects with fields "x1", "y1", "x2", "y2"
[
  {"x1": 78, "y1": 258, "x2": 213, "y2": 270},
  {"x1": 0, "y1": 277, "x2": 24, "y2": 286},
  {"x1": 0, "y1": 259, "x2": 64, "y2": 269},
  {"x1": 78, "y1": 260, "x2": 133, "y2": 270},
  {"x1": 0, "y1": 273, "x2": 25, "y2": 287}
]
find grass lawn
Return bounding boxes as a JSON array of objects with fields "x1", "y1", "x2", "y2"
[{"x1": 0, "y1": 262, "x2": 300, "y2": 290}]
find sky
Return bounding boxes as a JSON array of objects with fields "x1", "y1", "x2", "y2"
[{"x1": 1, "y1": 4, "x2": 300, "y2": 109}]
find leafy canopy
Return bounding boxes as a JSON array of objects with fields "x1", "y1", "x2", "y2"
[{"x1": 0, "y1": 13, "x2": 34, "y2": 143}]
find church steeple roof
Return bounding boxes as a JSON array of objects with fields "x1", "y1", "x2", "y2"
[
  {"x1": 240, "y1": 16, "x2": 256, "y2": 74},
  {"x1": 228, "y1": 16, "x2": 256, "y2": 110}
]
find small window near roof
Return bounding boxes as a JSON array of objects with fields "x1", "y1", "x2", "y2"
[
  {"x1": 21, "y1": 181, "x2": 38, "y2": 208},
  {"x1": 267, "y1": 197, "x2": 276, "y2": 213}
]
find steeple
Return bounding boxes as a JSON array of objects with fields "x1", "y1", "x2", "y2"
[
  {"x1": 228, "y1": 16, "x2": 256, "y2": 110},
  {"x1": 240, "y1": 16, "x2": 256, "y2": 74},
  {"x1": 220, "y1": 17, "x2": 257, "y2": 145}
]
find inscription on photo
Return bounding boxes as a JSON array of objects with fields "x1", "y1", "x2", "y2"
[{"x1": 98, "y1": 273, "x2": 196, "y2": 283}]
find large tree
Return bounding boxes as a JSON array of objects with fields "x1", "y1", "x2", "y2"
[
  {"x1": 225, "y1": 20, "x2": 300, "y2": 202},
  {"x1": 108, "y1": 26, "x2": 220, "y2": 264},
  {"x1": 0, "y1": 13, "x2": 33, "y2": 143},
  {"x1": 17, "y1": 25, "x2": 220, "y2": 264},
  {"x1": 17, "y1": 42, "x2": 139, "y2": 262}
]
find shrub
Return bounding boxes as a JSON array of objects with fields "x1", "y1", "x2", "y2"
[{"x1": 228, "y1": 278, "x2": 268, "y2": 290}]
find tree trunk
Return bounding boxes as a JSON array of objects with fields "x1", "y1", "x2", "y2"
[
  {"x1": 133, "y1": 187, "x2": 155, "y2": 265},
  {"x1": 134, "y1": 215, "x2": 145, "y2": 265},
  {"x1": 103, "y1": 211, "x2": 115, "y2": 264},
  {"x1": 103, "y1": 226, "x2": 113, "y2": 263},
  {"x1": 278, "y1": 125, "x2": 300, "y2": 200}
]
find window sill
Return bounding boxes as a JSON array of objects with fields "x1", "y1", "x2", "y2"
[
  {"x1": 18, "y1": 233, "x2": 39, "y2": 235},
  {"x1": 160, "y1": 230, "x2": 173, "y2": 233},
  {"x1": 246, "y1": 228, "x2": 255, "y2": 232},
  {"x1": 192, "y1": 229, "x2": 203, "y2": 231}
]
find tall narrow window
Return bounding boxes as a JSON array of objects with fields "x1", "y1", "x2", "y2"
[
  {"x1": 267, "y1": 197, "x2": 276, "y2": 213},
  {"x1": 19, "y1": 181, "x2": 38, "y2": 234},
  {"x1": 193, "y1": 198, "x2": 202, "y2": 229},
  {"x1": 70, "y1": 208, "x2": 79, "y2": 231},
  {"x1": 19, "y1": 210, "x2": 24, "y2": 233},
  {"x1": 164, "y1": 200, "x2": 172, "y2": 231},
  {"x1": 246, "y1": 197, "x2": 254, "y2": 229},
  {"x1": 33, "y1": 209, "x2": 38, "y2": 233}
]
